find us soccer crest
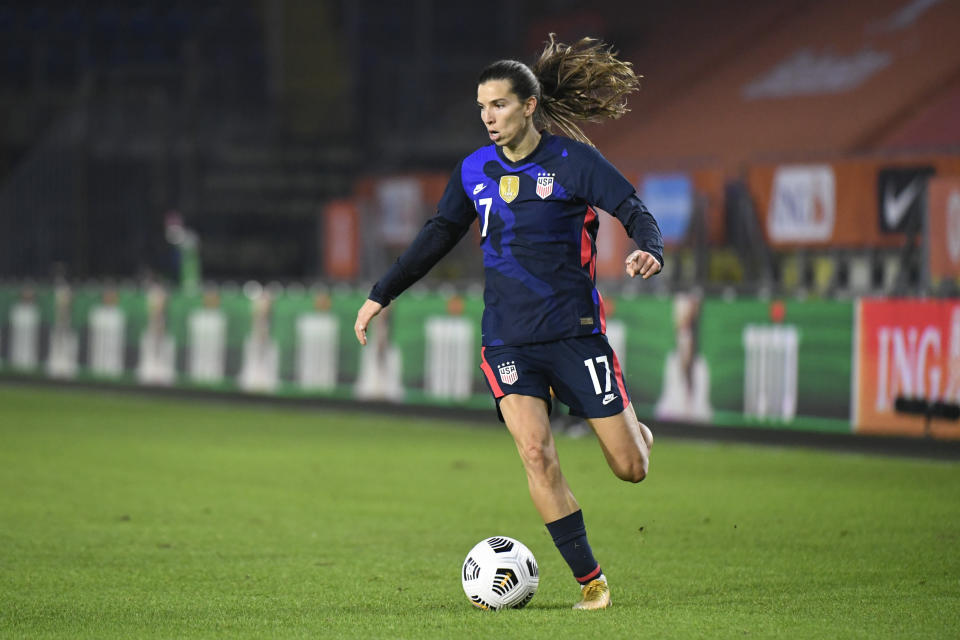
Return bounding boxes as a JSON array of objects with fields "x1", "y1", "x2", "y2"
[
  {"x1": 536, "y1": 172, "x2": 555, "y2": 199},
  {"x1": 497, "y1": 360, "x2": 518, "y2": 385},
  {"x1": 499, "y1": 175, "x2": 519, "y2": 203}
]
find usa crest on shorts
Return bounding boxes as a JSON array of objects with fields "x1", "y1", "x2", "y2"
[
  {"x1": 536, "y1": 172, "x2": 555, "y2": 199},
  {"x1": 498, "y1": 361, "x2": 518, "y2": 385}
]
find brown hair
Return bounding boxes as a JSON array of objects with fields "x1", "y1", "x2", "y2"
[{"x1": 478, "y1": 34, "x2": 640, "y2": 146}]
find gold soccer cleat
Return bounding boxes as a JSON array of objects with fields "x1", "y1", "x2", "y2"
[{"x1": 573, "y1": 578, "x2": 611, "y2": 610}]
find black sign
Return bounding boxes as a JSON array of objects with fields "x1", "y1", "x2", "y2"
[{"x1": 877, "y1": 166, "x2": 935, "y2": 233}]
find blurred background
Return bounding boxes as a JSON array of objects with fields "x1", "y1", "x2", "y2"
[
  {"x1": 1, "y1": 0, "x2": 959, "y2": 439},
  {"x1": 1, "y1": 0, "x2": 957, "y2": 292}
]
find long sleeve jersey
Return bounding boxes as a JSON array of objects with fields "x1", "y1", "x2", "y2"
[{"x1": 370, "y1": 132, "x2": 664, "y2": 347}]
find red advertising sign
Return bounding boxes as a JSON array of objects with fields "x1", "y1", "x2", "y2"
[
  {"x1": 927, "y1": 177, "x2": 960, "y2": 283},
  {"x1": 854, "y1": 298, "x2": 960, "y2": 438}
]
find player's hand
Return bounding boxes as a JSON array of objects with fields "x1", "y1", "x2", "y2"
[
  {"x1": 355, "y1": 299, "x2": 383, "y2": 346},
  {"x1": 625, "y1": 249, "x2": 662, "y2": 279}
]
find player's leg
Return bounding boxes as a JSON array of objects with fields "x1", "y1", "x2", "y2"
[
  {"x1": 481, "y1": 346, "x2": 576, "y2": 521},
  {"x1": 587, "y1": 402, "x2": 653, "y2": 483},
  {"x1": 542, "y1": 335, "x2": 656, "y2": 609},
  {"x1": 565, "y1": 404, "x2": 650, "y2": 610},
  {"x1": 499, "y1": 394, "x2": 608, "y2": 608},
  {"x1": 499, "y1": 394, "x2": 579, "y2": 523},
  {"x1": 548, "y1": 335, "x2": 653, "y2": 483}
]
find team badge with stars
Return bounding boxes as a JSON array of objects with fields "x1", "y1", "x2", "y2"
[
  {"x1": 497, "y1": 361, "x2": 518, "y2": 385},
  {"x1": 536, "y1": 172, "x2": 555, "y2": 199},
  {"x1": 499, "y1": 175, "x2": 519, "y2": 203}
]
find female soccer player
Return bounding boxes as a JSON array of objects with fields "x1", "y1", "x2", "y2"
[{"x1": 354, "y1": 35, "x2": 662, "y2": 610}]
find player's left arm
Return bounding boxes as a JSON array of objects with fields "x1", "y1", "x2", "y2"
[
  {"x1": 613, "y1": 193, "x2": 664, "y2": 279},
  {"x1": 577, "y1": 145, "x2": 664, "y2": 279}
]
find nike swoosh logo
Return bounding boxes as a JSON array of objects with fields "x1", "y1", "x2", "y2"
[
  {"x1": 473, "y1": 183, "x2": 487, "y2": 195},
  {"x1": 602, "y1": 393, "x2": 617, "y2": 406},
  {"x1": 883, "y1": 178, "x2": 922, "y2": 228}
]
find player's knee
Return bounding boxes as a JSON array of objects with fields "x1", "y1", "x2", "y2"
[
  {"x1": 518, "y1": 441, "x2": 559, "y2": 477},
  {"x1": 620, "y1": 466, "x2": 647, "y2": 484},
  {"x1": 615, "y1": 451, "x2": 648, "y2": 483}
]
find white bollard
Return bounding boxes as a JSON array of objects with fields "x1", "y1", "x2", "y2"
[
  {"x1": 10, "y1": 302, "x2": 40, "y2": 370},
  {"x1": 296, "y1": 313, "x2": 339, "y2": 391},
  {"x1": 137, "y1": 285, "x2": 176, "y2": 385},
  {"x1": 46, "y1": 285, "x2": 78, "y2": 379},
  {"x1": 425, "y1": 316, "x2": 474, "y2": 400},
  {"x1": 187, "y1": 308, "x2": 226, "y2": 383},
  {"x1": 742, "y1": 324, "x2": 800, "y2": 420},
  {"x1": 88, "y1": 305, "x2": 126, "y2": 376},
  {"x1": 138, "y1": 331, "x2": 176, "y2": 385}
]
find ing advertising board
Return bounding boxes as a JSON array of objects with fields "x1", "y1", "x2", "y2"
[{"x1": 854, "y1": 298, "x2": 960, "y2": 439}]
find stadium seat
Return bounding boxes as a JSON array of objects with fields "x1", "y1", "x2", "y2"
[
  {"x1": 882, "y1": 254, "x2": 902, "y2": 292},
  {"x1": 846, "y1": 254, "x2": 873, "y2": 293},
  {"x1": 811, "y1": 256, "x2": 835, "y2": 296},
  {"x1": 778, "y1": 253, "x2": 801, "y2": 292},
  {"x1": 708, "y1": 248, "x2": 745, "y2": 284}
]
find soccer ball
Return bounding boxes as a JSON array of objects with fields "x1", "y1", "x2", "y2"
[{"x1": 461, "y1": 536, "x2": 539, "y2": 610}]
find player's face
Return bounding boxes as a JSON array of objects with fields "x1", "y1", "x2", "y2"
[{"x1": 477, "y1": 80, "x2": 535, "y2": 148}]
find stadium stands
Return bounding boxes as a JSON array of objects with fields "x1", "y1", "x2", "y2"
[
  {"x1": 0, "y1": 0, "x2": 957, "y2": 295},
  {"x1": 595, "y1": 0, "x2": 960, "y2": 168},
  {"x1": 877, "y1": 80, "x2": 960, "y2": 151}
]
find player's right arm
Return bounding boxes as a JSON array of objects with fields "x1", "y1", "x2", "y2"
[{"x1": 355, "y1": 161, "x2": 475, "y2": 345}]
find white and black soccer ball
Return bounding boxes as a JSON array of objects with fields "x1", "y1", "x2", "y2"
[{"x1": 461, "y1": 536, "x2": 539, "y2": 610}]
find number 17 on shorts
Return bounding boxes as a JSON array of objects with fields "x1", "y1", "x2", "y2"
[{"x1": 584, "y1": 356, "x2": 618, "y2": 406}]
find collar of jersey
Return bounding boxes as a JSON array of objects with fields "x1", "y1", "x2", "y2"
[{"x1": 495, "y1": 130, "x2": 550, "y2": 167}]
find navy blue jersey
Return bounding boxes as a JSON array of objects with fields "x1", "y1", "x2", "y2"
[{"x1": 370, "y1": 132, "x2": 663, "y2": 347}]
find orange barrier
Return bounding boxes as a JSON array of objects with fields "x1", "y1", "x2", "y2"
[
  {"x1": 622, "y1": 167, "x2": 727, "y2": 248},
  {"x1": 353, "y1": 173, "x2": 453, "y2": 248},
  {"x1": 927, "y1": 177, "x2": 960, "y2": 284},
  {"x1": 748, "y1": 155, "x2": 960, "y2": 248},
  {"x1": 322, "y1": 199, "x2": 360, "y2": 280},
  {"x1": 692, "y1": 168, "x2": 727, "y2": 246}
]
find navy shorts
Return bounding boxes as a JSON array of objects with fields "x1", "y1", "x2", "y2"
[{"x1": 479, "y1": 334, "x2": 631, "y2": 421}]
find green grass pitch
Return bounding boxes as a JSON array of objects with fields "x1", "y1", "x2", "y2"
[{"x1": 1, "y1": 384, "x2": 958, "y2": 639}]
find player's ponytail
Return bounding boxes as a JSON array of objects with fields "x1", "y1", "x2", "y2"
[
  {"x1": 531, "y1": 34, "x2": 640, "y2": 146},
  {"x1": 477, "y1": 34, "x2": 640, "y2": 147}
]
